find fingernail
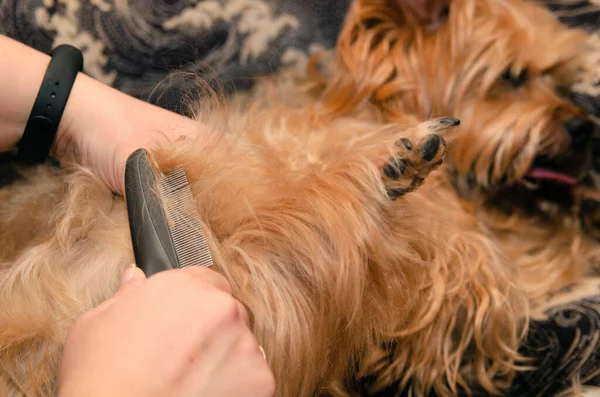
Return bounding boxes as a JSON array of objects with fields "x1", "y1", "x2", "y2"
[{"x1": 120, "y1": 264, "x2": 137, "y2": 286}]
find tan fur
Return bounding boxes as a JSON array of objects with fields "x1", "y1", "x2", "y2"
[
  {"x1": 306, "y1": 0, "x2": 600, "y2": 393},
  {"x1": 318, "y1": 0, "x2": 600, "y2": 301},
  {"x1": 0, "y1": 0, "x2": 597, "y2": 396}
]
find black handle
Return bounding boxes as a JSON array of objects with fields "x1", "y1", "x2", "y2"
[{"x1": 124, "y1": 149, "x2": 180, "y2": 276}]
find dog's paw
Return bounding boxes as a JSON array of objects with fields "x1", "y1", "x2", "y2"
[{"x1": 383, "y1": 118, "x2": 455, "y2": 200}]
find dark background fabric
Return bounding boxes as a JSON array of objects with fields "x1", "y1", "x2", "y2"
[
  {"x1": 0, "y1": 0, "x2": 352, "y2": 110},
  {"x1": 1, "y1": 0, "x2": 600, "y2": 395}
]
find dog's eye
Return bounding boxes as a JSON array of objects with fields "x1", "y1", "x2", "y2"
[{"x1": 501, "y1": 68, "x2": 528, "y2": 88}]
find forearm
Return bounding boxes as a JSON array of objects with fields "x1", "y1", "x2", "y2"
[
  {"x1": 53, "y1": 57, "x2": 202, "y2": 181},
  {"x1": 58, "y1": 74, "x2": 204, "y2": 193},
  {"x1": 0, "y1": 35, "x2": 205, "y2": 194},
  {"x1": 0, "y1": 35, "x2": 51, "y2": 151}
]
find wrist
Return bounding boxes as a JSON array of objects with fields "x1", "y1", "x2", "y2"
[
  {"x1": 0, "y1": 36, "x2": 82, "y2": 161},
  {"x1": 0, "y1": 36, "x2": 51, "y2": 152},
  {"x1": 49, "y1": 71, "x2": 93, "y2": 162},
  {"x1": 16, "y1": 44, "x2": 83, "y2": 164},
  {"x1": 53, "y1": 71, "x2": 203, "y2": 195}
]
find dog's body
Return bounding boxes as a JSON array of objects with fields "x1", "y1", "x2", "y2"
[
  {"x1": 1, "y1": 0, "x2": 600, "y2": 396},
  {"x1": 320, "y1": 0, "x2": 600, "y2": 304}
]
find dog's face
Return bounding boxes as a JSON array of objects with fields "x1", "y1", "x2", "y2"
[
  {"x1": 429, "y1": 0, "x2": 594, "y2": 213},
  {"x1": 330, "y1": 0, "x2": 597, "y2": 219}
]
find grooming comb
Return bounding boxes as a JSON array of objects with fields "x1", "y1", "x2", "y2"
[{"x1": 124, "y1": 148, "x2": 213, "y2": 277}]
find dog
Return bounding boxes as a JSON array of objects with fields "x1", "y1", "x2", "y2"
[
  {"x1": 317, "y1": 0, "x2": 600, "y2": 301},
  {"x1": 310, "y1": 0, "x2": 600, "y2": 393},
  {"x1": 0, "y1": 0, "x2": 598, "y2": 396}
]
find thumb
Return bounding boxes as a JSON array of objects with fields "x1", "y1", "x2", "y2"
[
  {"x1": 91, "y1": 264, "x2": 147, "y2": 314},
  {"x1": 119, "y1": 263, "x2": 147, "y2": 290}
]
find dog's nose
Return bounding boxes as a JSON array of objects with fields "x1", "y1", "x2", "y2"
[{"x1": 564, "y1": 117, "x2": 594, "y2": 148}]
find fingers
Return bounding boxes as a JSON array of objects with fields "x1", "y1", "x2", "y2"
[
  {"x1": 178, "y1": 265, "x2": 233, "y2": 295},
  {"x1": 119, "y1": 264, "x2": 230, "y2": 294},
  {"x1": 182, "y1": 267, "x2": 250, "y2": 326},
  {"x1": 177, "y1": 267, "x2": 251, "y2": 327},
  {"x1": 91, "y1": 264, "x2": 251, "y2": 327},
  {"x1": 120, "y1": 264, "x2": 147, "y2": 287},
  {"x1": 236, "y1": 300, "x2": 251, "y2": 327},
  {"x1": 113, "y1": 264, "x2": 146, "y2": 298},
  {"x1": 88, "y1": 265, "x2": 147, "y2": 315},
  {"x1": 180, "y1": 267, "x2": 250, "y2": 327}
]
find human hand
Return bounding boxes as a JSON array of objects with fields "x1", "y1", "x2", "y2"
[
  {"x1": 0, "y1": 35, "x2": 208, "y2": 195},
  {"x1": 53, "y1": 72, "x2": 204, "y2": 195},
  {"x1": 57, "y1": 265, "x2": 275, "y2": 397}
]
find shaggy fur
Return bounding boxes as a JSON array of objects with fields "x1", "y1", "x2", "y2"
[
  {"x1": 308, "y1": 0, "x2": 600, "y2": 392},
  {"x1": 317, "y1": 0, "x2": 600, "y2": 303},
  {"x1": 0, "y1": 0, "x2": 599, "y2": 396}
]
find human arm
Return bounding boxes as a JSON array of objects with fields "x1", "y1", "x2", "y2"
[
  {"x1": 0, "y1": 34, "x2": 203, "y2": 194},
  {"x1": 0, "y1": 37, "x2": 274, "y2": 396}
]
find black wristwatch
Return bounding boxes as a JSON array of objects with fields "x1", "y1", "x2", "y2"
[{"x1": 15, "y1": 44, "x2": 84, "y2": 165}]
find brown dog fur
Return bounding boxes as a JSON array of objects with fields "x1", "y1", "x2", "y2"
[
  {"x1": 0, "y1": 0, "x2": 598, "y2": 396},
  {"x1": 318, "y1": 0, "x2": 600, "y2": 301}
]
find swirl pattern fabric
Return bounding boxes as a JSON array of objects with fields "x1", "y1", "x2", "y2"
[{"x1": 0, "y1": 0, "x2": 350, "y2": 108}]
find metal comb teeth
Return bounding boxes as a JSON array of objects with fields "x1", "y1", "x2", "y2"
[{"x1": 160, "y1": 167, "x2": 214, "y2": 268}]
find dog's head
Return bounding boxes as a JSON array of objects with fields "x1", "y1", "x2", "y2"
[{"x1": 322, "y1": 0, "x2": 597, "y2": 220}]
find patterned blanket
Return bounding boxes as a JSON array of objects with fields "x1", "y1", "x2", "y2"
[
  {"x1": 2, "y1": 0, "x2": 600, "y2": 395},
  {"x1": 0, "y1": 0, "x2": 351, "y2": 109}
]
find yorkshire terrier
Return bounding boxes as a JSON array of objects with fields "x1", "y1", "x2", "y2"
[
  {"x1": 0, "y1": 0, "x2": 599, "y2": 396},
  {"x1": 319, "y1": 0, "x2": 600, "y2": 299},
  {"x1": 314, "y1": 0, "x2": 600, "y2": 392}
]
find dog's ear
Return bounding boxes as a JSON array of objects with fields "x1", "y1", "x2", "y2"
[{"x1": 390, "y1": 0, "x2": 450, "y2": 32}]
